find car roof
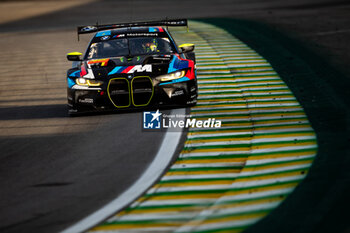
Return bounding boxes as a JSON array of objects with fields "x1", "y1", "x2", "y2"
[
  {"x1": 94, "y1": 26, "x2": 167, "y2": 38},
  {"x1": 115, "y1": 26, "x2": 165, "y2": 33}
]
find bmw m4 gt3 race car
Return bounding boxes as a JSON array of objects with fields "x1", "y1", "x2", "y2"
[{"x1": 66, "y1": 19, "x2": 197, "y2": 115}]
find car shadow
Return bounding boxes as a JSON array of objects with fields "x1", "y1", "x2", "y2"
[
  {"x1": 0, "y1": 104, "x2": 189, "y2": 120},
  {"x1": 0, "y1": 104, "x2": 69, "y2": 120}
]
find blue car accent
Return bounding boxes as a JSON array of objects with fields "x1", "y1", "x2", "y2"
[
  {"x1": 69, "y1": 70, "x2": 80, "y2": 78},
  {"x1": 168, "y1": 56, "x2": 189, "y2": 73},
  {"x1": 149, "y1": 27, "x2": 157, "y2": 32},
  {"x1": 96, "y1": 30, "x2": 111, "y2": 37},
  {"x1": 159, "y1": 77, "x2": 190, "y2": 86},
  {"x1": 67, "y1": 78, "x2": 76, "y2": 88},
  {"x1": 108, "y1": 66, "x2": 128, "y2": 75}
]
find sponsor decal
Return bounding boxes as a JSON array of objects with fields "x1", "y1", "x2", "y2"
[
  {"x1": 112, "y1": 34, "x2": 125, "y2": 38},
  {"x1": 128, "y1": 64, "x2": 152, "y2": 73},
  {"x1": 167, "y1": 20, "x2": 187, "y2": 26},
  {"x1": 186, "y1": 99, "x2": 197, "y2": 105},
  {"x1": 153, "y1": 57, "x2": 171, "y2": 61},
  {"x1": 109, "y1": 64, "x2": 152, "y2": 75},
  {"x1": 127, "y1": 33, "x2": 158, "y2": 37},
  {"x1": 143, "y1": 110, "x2": 221, "y2": 131},
  {"x1": 78, "y1": 98, "x2": 94, "y2": 104},
  {"x1": 171, "y1": 90, "x2": 184, "y2": 97}
]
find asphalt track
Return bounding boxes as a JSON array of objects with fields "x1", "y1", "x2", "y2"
[{"x1": 0, "y1": 1, "x2": 349, "y2": 233}]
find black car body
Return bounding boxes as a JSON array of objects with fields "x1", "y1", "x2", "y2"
[{"x1": 66, "y1": 19, "x2": 197, "y2": 115}]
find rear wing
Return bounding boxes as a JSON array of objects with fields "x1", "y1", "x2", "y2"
[{"x1": 77, "y1": 19, "x2": 188, "y2": 40}]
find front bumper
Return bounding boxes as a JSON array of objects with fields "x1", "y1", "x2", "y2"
[{"x1": 67, "y1": 78, "x2": 197, "y2": 113}]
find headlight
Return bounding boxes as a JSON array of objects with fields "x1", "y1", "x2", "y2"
[
  {"x1": 76, "y1": 78, "x2": 103, "y2": 86},
  {"x1": 157, "y1": 70, "x2": 186, "y2": 82}
]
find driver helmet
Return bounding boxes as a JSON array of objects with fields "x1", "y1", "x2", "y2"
[{"x1": 142, "y1": 39, "x2": 158, "y2": 53}]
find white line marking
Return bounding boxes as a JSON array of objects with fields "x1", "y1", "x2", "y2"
[
  {"x1": 199, "y1": 202, "x2": 280, "y2": 218},
  {"x1": 247, "y1": 154, "x2": 316, "y2": 165},
  {"x1": 116, "y1": 212, "x2": 198, "y2": 221},
  {"x1": 135, "y1": 198, "x2": 218, "y2": 206},
  {"x1": 60, "y1": 108, "x2": 186, "y2": 233},
  {"x1": 218, "y1": 187, "x2": 294, "y2": 203},
  {"x1": 240, "y1": 164, "x2": 313, "y2": 176},
  {"x1": 132, "y1": 188, "x2": 294, "y2": 207},
  {"x1": 149, "y1": 175, "x2": 305, "y2": 193},
  {"x1": 176, "y1": 218, "x2": 260, "y2": 232},
  {"x1": 171, "y1": 162, "x2": 245, "y2": 169},
  {"x1": 162, "y1": 173, "x2": 240, "y2": 180}
]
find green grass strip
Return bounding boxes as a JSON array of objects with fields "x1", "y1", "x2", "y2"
[
  {"x1": 179, "y1": 148, "x2": 317, "y2": 160},
  {"x1": 191, "y1": 111, "x2": 305, "y2": 118},
  {"x1": 198, "y1": 79, "x2": 281, "y2": 85},
  {"x1": 199, "y1": 83, "x2": 287, "y2": 91},
  {"x1": 143, "y1": 179, "x2": 302, "y2": 197},
  {"x1": 188, "y1": 123, "x2": 312, "y2": 133},
  {"x1": 162, "y1": 169, "x2": 309, "y2": 185},
  {"x1": 127, "y1": 193, "x2": 290, "y2": 211},
  {"x1": 187, "y1": 130, "x2": 314, "y2": 141},
  {"x1": 183, "y1": 138, "x2": 316, "y2": 151},
  {"x1": 198, "y1": 74, "x2": 278, "y2": 80},
  {"x1": 100, "y1": 210, "x2": 270, "y2": 226},
  {"x1": 192, "y1": 106, "x2": 301, "y2": 114}
]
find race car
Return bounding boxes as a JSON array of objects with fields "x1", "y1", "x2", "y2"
[{"x1": 66, "y1": 19, "x2": 197, "y2": 115}]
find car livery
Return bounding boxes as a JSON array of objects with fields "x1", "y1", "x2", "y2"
[{"x1": 66, "y1": 19, "x2": 197, "y2": 115}]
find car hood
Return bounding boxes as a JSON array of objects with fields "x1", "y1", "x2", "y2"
[{"x1": 82, "y1": 54, "x2": 190, "y2": 79}]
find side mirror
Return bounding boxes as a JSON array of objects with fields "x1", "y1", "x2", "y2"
[
  {"x1": 67, "y1": 52, "x2": 82, "y2": 61},
  {"x1": 179, "y1": 43, "x2": 195, "y2": 53}
]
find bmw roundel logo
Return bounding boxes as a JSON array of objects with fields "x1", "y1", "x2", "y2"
[
  {"x1": 81, "y1": 26, "x2": 97, "y2": 32},
  {"x1": 101, "y1": 35, "x2": 110, "y2": 41}
]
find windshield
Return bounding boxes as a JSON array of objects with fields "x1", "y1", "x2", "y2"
[{"x1": 86, "y1": 37, "x2": 175, "y2": 59}]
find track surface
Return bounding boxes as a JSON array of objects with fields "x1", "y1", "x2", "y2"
[
  {"x1": 0, "y1": 6, "x2": 172, "y2": 233},
  {"x1": 0, "y1": 1, "x2": 349, "y2": 233}
]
